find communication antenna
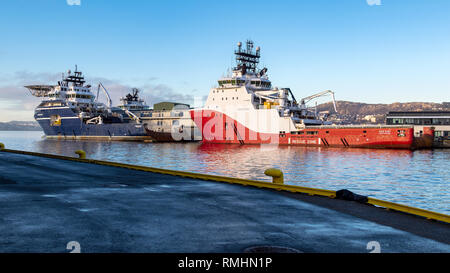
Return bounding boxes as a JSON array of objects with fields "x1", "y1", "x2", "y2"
[{"x1": 234, "y1": 40, "x2": 260, "y2": 74}]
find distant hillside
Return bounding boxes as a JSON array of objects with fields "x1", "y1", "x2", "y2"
[
  {"x1": 0, "y1": 121, "x2": 42, "y2": 131},
  {"x1": 316, "y1": 101, "x2": 450, "y2": 124}
]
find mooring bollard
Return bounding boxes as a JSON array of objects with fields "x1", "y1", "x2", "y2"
[
  {"x1": 264, "y1": 168, "x2": 284, "y2": 184},
  {"x1": 75, "y1": 150, "x2": 86, "y2": 159}
]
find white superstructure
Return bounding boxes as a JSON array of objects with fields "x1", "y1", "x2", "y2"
[
  {"x1": 201, "y1": 40, "x2": 334, "y2": 134},
  {"x1": 118, "y1": 88, "x2": 150, "y2": 112},
  {"x1": 27, "y1": 66, "x2": 110, "y2": 114}
]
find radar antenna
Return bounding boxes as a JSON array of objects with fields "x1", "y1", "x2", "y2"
[{"x1": 131, "y1": 88, "x2": 140, "y2": 101}]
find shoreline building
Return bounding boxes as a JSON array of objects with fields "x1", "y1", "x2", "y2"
[{"x1": 386, "y1": 111, "x2": 450, "y2": 147}]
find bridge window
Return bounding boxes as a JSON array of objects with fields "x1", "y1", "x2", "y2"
[
  {"x1": 405, "y1": 118, "x2": 414, "y2": 124},
  {"x1": 392, "y1": 118, "x2": 403, "y2": 124},
  {"x1": 432, "y1": 118, "x2": 442, "y2": 125}
]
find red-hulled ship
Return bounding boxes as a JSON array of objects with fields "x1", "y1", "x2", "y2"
[{"x1": 189, "y1": 40, "x2": 422, "y2": 149}]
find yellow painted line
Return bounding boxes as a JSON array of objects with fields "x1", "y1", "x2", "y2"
[
  {"x1": 367, "y1": 198, "x2": 450, "y2": 224},
  {"x1": 0, "y1": 147, "x2": 449, "y2": 224}
]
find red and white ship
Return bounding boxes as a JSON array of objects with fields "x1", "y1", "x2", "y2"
[{"x1": 190, "y1": 40, "x2": 418, "y2": 149}]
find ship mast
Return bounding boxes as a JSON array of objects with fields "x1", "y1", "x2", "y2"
[
  {"x1": 234, "y1": 40, "x2": 261, "y2": 75},
  {"x1": 64, "y1": 65, "x2": 86, "y2": 87}
]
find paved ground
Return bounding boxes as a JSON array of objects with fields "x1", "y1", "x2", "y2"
[{"x1": 0, "y1": 152, "x2": 448, "y2": 253}]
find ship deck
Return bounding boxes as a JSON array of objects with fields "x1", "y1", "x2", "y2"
[
  {"x1": 0, "y1": 151, "x2": 448, "y2": 253},
  {"x1": 304, "y1": 124, "x2": 414, "y2": 129}
]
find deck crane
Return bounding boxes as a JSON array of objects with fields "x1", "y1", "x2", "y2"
[
  {"x1": 300, "y1": 90, "x2": 338, "y2": 113},
  {"x1": 124, "y1": 109, "x2": 141, "y2": 124},
  {"x1": 96, "y1": 82, "x2": 113, "y2": 109},
  {"x1": 95, "y1": 83, "x2": 141, "y2": 123}
]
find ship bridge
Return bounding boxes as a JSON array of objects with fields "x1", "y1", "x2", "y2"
[
  {"x1": 51, "y1": 67, "x2": 96, "y2": 109},
  {"x1": 118, "y1": 88, "x2": 150, "y2": 112},
  {"x1": 216, "y1": 40, "x2": 272, "y2": 90}
]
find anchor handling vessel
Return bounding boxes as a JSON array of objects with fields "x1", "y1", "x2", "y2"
[
  {"x1": 190, "y1": 41, "x2": 417, "y2": 149},
  {"x1": 25, "y1": 67, "x2": 148, "y2": 140}
]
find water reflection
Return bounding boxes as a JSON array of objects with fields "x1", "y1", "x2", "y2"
[{"x1": 1, "y1": 131, "x2": 448, "y2": 214}]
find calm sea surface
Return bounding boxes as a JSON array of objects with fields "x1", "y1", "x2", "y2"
[{"x1": 1, "y1": 131, "x2": 449, "y2": 214}]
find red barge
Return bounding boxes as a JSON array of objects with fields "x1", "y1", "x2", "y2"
[{"x1": 190, "y1": 41, "x2": 430, "y2": 149}]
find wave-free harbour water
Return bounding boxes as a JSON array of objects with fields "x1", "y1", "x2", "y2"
[{"x1": 0, "y1": 131, "x2": 449, "y2": 214}]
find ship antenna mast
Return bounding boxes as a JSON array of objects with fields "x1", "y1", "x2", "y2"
[{"x1": 234, "y1": 40, "x2": 260, "y2": 75}]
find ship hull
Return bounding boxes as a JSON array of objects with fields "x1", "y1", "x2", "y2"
[
  {"x1": 190, "y1": 110, "x2": 415, "y2": 149},
  {"x1": 35, "y1": 106, "x2": 149, "y2": 141},
  {"x1": 144, "y1": 125, "x2": 199, "y2": 142}
]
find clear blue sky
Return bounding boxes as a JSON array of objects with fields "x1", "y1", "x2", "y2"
[{"x1": 0, "y1": 0, "x2": 449, "y2": 121}]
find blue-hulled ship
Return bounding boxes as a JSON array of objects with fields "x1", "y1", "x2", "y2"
[{"x1": 25, "y1": 67, "x2": 150, "y2": 141}]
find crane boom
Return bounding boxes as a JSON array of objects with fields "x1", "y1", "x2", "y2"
[
  {"x1": 125, "y1": 109, "x2": 141, "y2": 124},
  {"x1": 300, "y1": 90, "x2": 337, "y2": 113},
  {"x1": 96, "y1": 82, "x2": 112, "y2": 109}
]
